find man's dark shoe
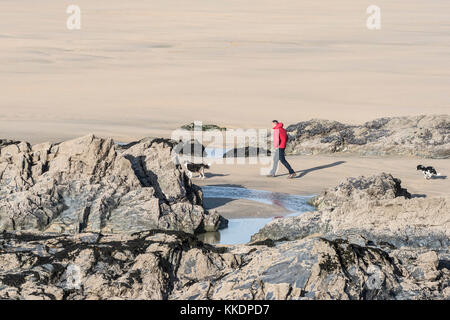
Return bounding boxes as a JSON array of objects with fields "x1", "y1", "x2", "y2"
[{"x1": 287, "y1": 173, "x2": 296, "y2": 179}]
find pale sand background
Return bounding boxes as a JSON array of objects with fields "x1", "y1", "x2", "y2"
[
  {"x1": 197, "y1": 155, "x2": 450, "y2": 217},
  {"x1": 1, "y1": 1, "x2": 449, "y2": 217},
  {"x1": 1, "y1": 0, "x2": 449, "y2": 143}
]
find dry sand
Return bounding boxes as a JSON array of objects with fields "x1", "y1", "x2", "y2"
[{"x1": 1, "y1": 0, "x2": 449, "y2": 143}]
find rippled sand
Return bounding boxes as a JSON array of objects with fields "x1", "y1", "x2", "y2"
[{"x1": 1, "y1": 0, "x2": 449, "y2": 143}]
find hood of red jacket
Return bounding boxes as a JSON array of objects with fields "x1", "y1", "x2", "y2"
[{"x1": 273, "y1": 122, "x2": 284, "y2": 129}]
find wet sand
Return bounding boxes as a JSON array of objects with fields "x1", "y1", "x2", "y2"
[{"x1": 204, "y1": 197, "x2": 290, "y2": 219}]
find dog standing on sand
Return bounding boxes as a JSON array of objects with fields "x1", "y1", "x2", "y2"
[
  {"x1": 183, "y1": 161, "x2": 211, "y2": 179},
  {"x1": 417, "y1": 165, "x2": 441, "y2": 180}
]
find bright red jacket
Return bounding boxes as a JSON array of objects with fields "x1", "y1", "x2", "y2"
[{"x1": 273, "y1": 122, "x2": 288, "y2": 149}]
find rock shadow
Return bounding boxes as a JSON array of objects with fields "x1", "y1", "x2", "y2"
[
  {"x1": 204, "y1": 172, "x2": 229, "y2": 178},
  {"x1": 124, "y1": 154, "x2": 165, "y2": 200},
  {"x1": 203, "y1": 197, "x2": 237, "y2": 210}
]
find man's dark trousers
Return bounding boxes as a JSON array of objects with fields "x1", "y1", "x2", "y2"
[{"x1": 270, "y1": 148, "x2": 295, "y2": 175}]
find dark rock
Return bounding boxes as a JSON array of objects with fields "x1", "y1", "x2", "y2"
[
  {"x1": 180, "y1": 123, "x2": 226, "y2": 131},
  {"x1": 174, "y1": 139, "x2": 206, "y2": 158},
  {"x1": 286, "y1": 115, "x2": 450, "y2": 158},
  {"x1": 223, "y1": 146, "x2": 270, "y2": 158},
  {"x1": 0, "y1": 139, "x2": 20, "y2": 149},
  {"x1": 1, "y1": 231, "x2": 447, "y2": 300}
]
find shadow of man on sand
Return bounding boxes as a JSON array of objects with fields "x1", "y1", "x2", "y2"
[
  {"x1": 276, "y1": 161, "x2": 346, "y2": 178},
  {"x1": 295, "y1": 161, "x2": 346, "y2": 178}
]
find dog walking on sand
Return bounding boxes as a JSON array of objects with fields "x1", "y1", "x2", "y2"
[{"x1": 267, "y1": 120, "x2": 296, "y2": 179}]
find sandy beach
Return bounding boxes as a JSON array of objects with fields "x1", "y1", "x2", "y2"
[
  {"x1": 1, "y1": 0, "x2": 449, "y2": 302},
  {"x1": 1, "y1": 0, "x2": 448, "y2": 220},
  {"x1": 197, "y1": 155, "x2": 450, "y2": 197},
  {"x1": 197, "y1": 154, "x2": 450, "y2": 218},
  {"x1": 1, "y1": 0, "x2": 449, "y2": 143}
]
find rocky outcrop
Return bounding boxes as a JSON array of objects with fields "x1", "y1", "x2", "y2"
[
  {"x1": 223, "y1": 146, "x2": 271, "y2": 158},
  {"x1": 252, "y1": 197, "x2": 449, "y2": 249},
  {"x1": 1, "y1": 134, "x2": 448, "y2": 300},
  {"x1": 180, "y1": 123, "x2": 226, "y2": 131},
  {"x1": 118, "y1": 137, "x2": 207, "y2": 159},
  {"x1": 1, "y1": 230, "x2": 448, "y2": 300},
  {"x1": 286, "y1": 115, "x2": 450, "y2": 158},
  {"x1": 0, "y1": 230, "x2": 239, "y2": 300},
  {"x1": 174, "y1": 139, "x2": 206, "y2": 158},
  {"x1": 245, "y1": 173, "x2": 449, "y2": 300},
  {"x1": 0, "y1": 135, "x2": 226, "y2": 235},
  {"x1": 309, "y1": 172, "x2": 411, "y2": 210},
  {"x1": 0, "y1": 139, "x2": 20, "y2": 149},
  {"x1": 251, "y1": 173, "x2": 449, "y2": 249}
]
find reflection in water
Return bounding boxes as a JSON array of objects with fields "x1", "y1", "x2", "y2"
[
  {"x1": 201, "y1": 186, "x2": 313, "y2": 216},
  {"x1": 197, "y1": 231, "x2": 221, "y2": 244},
  {"x1": 198, "y1": 186, "x2": 314, "y2": 245}
]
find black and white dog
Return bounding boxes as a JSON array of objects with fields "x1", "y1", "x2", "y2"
[
  {"x1": 183, "y1": 161, "x2": 211, "y2": 179},
  {"x1": 417, "y1": 165, "x2": 440, "y2": 179}
]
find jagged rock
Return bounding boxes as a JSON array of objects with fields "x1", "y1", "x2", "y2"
[
  {"x1": 117, "y1": 137, "x2": 207, "y2": 159},
  {"x1": 0, "y1": 135, "x2": 226, "y2": 235},
  {"x1": 173, "y1": 139, "x2": 206, "y2": 158},
  {"x1": 309, "y1": 172, "x2": 411, "y2": 210},
  {"x1": 285, "y1": 115, "x2": 450, "y2": 158},
  {"x1": 1, "y1": 133, "x2": 448, "y2": 301},
  {"x1": 251, "y1": 174, "x2": 448, "y2": 249},
  {"x1": 0, "y1": 230, "x2": 239, "y2": 300},
  {"x1": 205, "y1": 237, "x2": 422, "y2": 300},
  {"x1": 410, "y1": 252, "x2": 441, "y2": 282},
  {"x1": 0, "y1": 139, "x2": 20, "y2": 149},
  {"x1": 1, "y1": 231, "x2": 447, "y2": 300}
]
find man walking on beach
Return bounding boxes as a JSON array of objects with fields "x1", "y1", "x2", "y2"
[{"x1": 267, "y1": 120, "x2": 296, "y2": 178}]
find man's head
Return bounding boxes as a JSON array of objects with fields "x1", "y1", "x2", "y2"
[{"x1": 272, "y1": 120, "x2": 279, "y2": 125}]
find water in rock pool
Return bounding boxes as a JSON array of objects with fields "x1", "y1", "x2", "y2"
[{"x1": 197, "y1": 186, "x2": 315, "y2": 245}]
